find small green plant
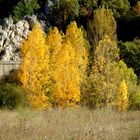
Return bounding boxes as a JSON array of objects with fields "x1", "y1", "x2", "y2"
[
  {"x1": 0, "y1": 83, "x2": 29, "y2": 109},
  {"x1": 12, "y1": 0, "x2": 40, "y2": 22}
]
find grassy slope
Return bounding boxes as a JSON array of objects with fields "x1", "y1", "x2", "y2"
[{"x1": 0, "y1": 108, "x2": 140, "y2": 140}]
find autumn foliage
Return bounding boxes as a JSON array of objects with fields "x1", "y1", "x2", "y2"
[
  {"x1": 54, "y1": 41, "x2": 80, "y2": 107},
  {"x1": 18, "y1": 22, "x2": 50, "y2": 109},
  {"x1": 66, "y1": 21, "x2": 89, "y2": 82},
  {"x1": 18, "y1": 21, "x2": 88, "y2": 108},
  {"x1": 18, "y1": 20, "x2": 138, "y2": 111},
  {"x1": 1, "y1": 0, "x2": 140, "y2": 112},
  {"x1": 116, "y1": 80, "x2": 129, "y2": 111},
  {"x1": 87, "y1": 6, "x2": 117, "y2": 47},
  {"x1": 89, "y1": 36, "x2": 119, "y2": 108},
  {"x1": 81, "y1": 35, "x2": 137, "y2": 110}
]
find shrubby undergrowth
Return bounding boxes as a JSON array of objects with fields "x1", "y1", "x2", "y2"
[{"x1": 0, "y1": 83, "x2": 28, "y2": 109}]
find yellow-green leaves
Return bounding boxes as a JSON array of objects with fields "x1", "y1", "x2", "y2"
[
  {"x1": 87, "y1": 7, "x2": 116, "y2": 47},
  {"x1": 18, "y1": 20, "x2": 134, "y2": 111},
  {"x1": 90, "y1": 36, "x2": 119, "y2": 108},
  {"x1": 82, "y1": 35, "x2": 137, "y2": 110}
]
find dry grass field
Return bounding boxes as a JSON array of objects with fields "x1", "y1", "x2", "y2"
[{"x1": 0, "y1": 108, "x2": 140, "y2": 140}]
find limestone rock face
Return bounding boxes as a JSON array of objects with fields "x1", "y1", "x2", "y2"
[
  {"x1": 23, "y1": 15, "x2": 37, "y2": 29},
  {"x1": 0, "y1": 18, "x2": 30, "y2": 61},
  {"x1": 0, "y1": 3, "x2": 56, "y2": 61}
]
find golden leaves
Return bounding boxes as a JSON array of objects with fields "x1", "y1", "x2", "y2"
[
  {"x1": 54, "y1": 41, "x2": 80, "y2": 107},
  {"x1": 116, "y1": 80, "x2": 129, "y2": 111},
  {"x1": 66, "y1": 21, "x2": 89, "y2": 82},
  {"x1": 19, "y1": 21, "x2": 88, "y2": 108},
  {"x1": 18, "y1": 22, "x2": 50, "y2": 109}
]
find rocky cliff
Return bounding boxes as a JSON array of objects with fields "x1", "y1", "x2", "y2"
[
  {"x1": 0, "y1": 0, "x2": 57, "y2": 61},
  {"x1": 0, "y1": 16, "x2": 38, "y2": 61}
]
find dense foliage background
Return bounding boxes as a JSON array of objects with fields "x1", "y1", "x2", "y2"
[
  {"x1": 0, "y1": 0, "x2": 140, "y2": 110},
  {"x1": 0, "y1": 0, "x2": 139, "y2": 41}
]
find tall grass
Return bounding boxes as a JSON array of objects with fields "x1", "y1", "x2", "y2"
[{"x1": 0, "y1": 108, "x2": 140, "y2": 140}]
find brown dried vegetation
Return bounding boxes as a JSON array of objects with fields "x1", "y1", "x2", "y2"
[{"x1": 0, "y1": 108, "x2": 140, "y2": 140}]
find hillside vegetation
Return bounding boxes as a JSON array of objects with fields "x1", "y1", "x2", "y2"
[
  {"x1": 0, "y1": 0, "x2": 140, "y2": 139},
  {"x1": 0, "y1": 0, "x2": 140, "y2": 110}
]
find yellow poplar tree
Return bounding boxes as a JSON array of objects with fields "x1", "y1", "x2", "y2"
[
  {"x1": 18, "y1": 22, "x2": 50, "y2": 109},
  {"x1": 116, "y1": 79, "x2": 129, "y2": 111},
  {"x1": 87, "y1": 7, "x2": 116, "y2": 47},
  {"x1": 46, "y1": 27, "x2": 62, "y2": 69},
  {"x1": 66, "y1": 21, "x2": 89, "y2": 82},
  {"x1": 89, "y1": 35, "x2": 119, "y2": 108},
  {"x1": 54, "y1": 41, "x2": 80, "y2": 107},
  {"x1": 45, "y1": 27, "x2": 63, "y2": 104}
]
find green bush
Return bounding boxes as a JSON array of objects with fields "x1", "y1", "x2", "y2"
[
  {"x1": 0, "y1": 83, "x2": 28, "y2": 109},
  {"x1": 12, "y1": 0, "x2": 40, "y2": 22},
  {"x1": 100, "y1": 0, "x2": 130, "y2": 19},
  {"x1": 51, "y1": 0, "x2": 79, "y2": 29},
  {"x1": 119, "y1": 40, "x2": 140, "y2": 80},
  {"x1": 129, "y1": 86, "x2": 140, "y2": 110},
  {"x1": 79, "y1": 0, "x2": 97, "y2": 17}
]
